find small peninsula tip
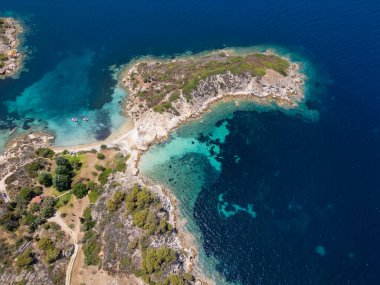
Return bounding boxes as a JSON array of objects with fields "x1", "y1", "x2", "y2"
[
  {"x1": 0, "y1": 17, "x2": 22, "y2": 78},
  {"x1": 120, "y1": 49, "x2": 305, "y2": 155}
]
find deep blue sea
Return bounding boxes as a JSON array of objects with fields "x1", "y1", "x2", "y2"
[{"x1": 1, "y1": 1, "x2": 380, "y2": 284}]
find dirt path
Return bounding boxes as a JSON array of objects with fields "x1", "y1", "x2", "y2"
[
  {"x1": 49, "y1": 214, "x2": 78, "y2": 285},
  {"x1": 56, "y1": 190, "x2": 71, "y2": 199}
]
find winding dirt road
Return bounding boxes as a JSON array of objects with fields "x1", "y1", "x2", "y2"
[{"x1": 49, "y1": 214, "x2": 79, "y2": 285}]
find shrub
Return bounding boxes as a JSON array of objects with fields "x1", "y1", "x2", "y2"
[
  {"x1": 98, "y1": 168, "x2": 112, "y2": 185},
  {"x1": 132, "y1": 209, "x2": 150, "y2": 228},
  {"x1": 94, "y1": 164, "x2": 105, "y2": 171},
  {"x1": 127, "y1": 238, "x2": 139, "y2": 252},
  {"x1": 120, "y1": 255, "x2": 134, "y2": 272},
  {"x1": 96, "y1": 153, "x2": 105, "y2": 160},
  {"x1": 169, "y1": 91, "x2": 180, "y2": 102},
  {"x1": 126, "y1": 185, "x2": 156, "y2": 214},
  {"x1": 37, "y1": 237, "x2": 53, "y2": 250},
  {"x1": 139, "y1": 235, "x2": 151, "y2": 252},
  {"x1": 80, "y1": 206, "x2": 95, "y2": 231},
  {"x1": 0, "y1": 53, "x2": 8, "y2": 62},
  {"x1": 35, "y1": 147, "x2": 55, "y2": 158},
  {"x1": 72, "y1": 182, "x2": 88, "y2": 199},
  {"x1": 38, "y1": 237, "x2": 60, "y2": 263},
  {"x1": 112, "y1": 153, "x2": 129, "y2": 173},
  {"x1": 162, "y1": 275, "x2": 187, "y2": 285},
  {"x1": 19, "y1": 186, "x2": 41, "y2": 203},
  {"x1": 87, "y1": 181, "x2": 102, "y2": 203},
  {"x1": 15, "y1": 249, "x2": 34, "y2": 269},
  {"x1": 141, "y1": 247, "x2": 177, "y2": 274},
  {"x1": 56, "y1": 193, "x2": 72, "y2": 208},
  {"x1": 38, "y1": 172, "x2": 53, "y2": 187},
  {"x1": 132, "y1": 208, "x2": 172, "y2": 235},
  {"x1": 100, "y1": 144, "x2": 107, "y2": 150},
  {"x1": 39, "y1": 197, "x2": 56, "y2": 220},
  {"x1": 22, "y1": 213, "x2": 39, "y2": 231},
  {"x1": 82, "y1": 230, "x2": 101, "y2": 266},
  {"x1": 45, "y1": 247, "x2": 60, "y2": 263},
  {"x1": 70, "y1": 158, "x2": 82, "y2": 171},
  {"x1": 106, "y1": 191, "x2": 125, "y2": 212},
  {"x1": 25, "y1": 160, "x2": 44, "y2": 178}
]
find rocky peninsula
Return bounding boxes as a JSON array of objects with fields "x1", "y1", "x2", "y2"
[
  {"x1": 0, "y1": 17, "x2": 22, "y2": 78},
  {"x1": 0, "y1": 49, "x2": 307, "y2": 285}
]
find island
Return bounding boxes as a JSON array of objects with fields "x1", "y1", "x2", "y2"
[
  {"x1": 0, "y1": 17, "x2": 22, "y2": 78},
  {"x1": 0, "y1": 49, "x2": 307, "y2": 285}
]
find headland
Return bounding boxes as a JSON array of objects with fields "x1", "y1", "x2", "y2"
[{"x1": 0, "y1": 49, "x2": 308, "y2": 285}]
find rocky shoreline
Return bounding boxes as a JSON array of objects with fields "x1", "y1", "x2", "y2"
[
  {"x1": 0, "y1": 49, "x2": 309, "y2": 285},
  {"x1": 0, "y1": 17, "x2": 22, "y2": 78}
]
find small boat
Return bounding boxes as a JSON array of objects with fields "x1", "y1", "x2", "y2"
[
  {"x1": 82, "y1": 117, "x2": 89, "y2": 121},
  {"x1": 71, "y1": 118, "x2": 78, "y2": 122}
]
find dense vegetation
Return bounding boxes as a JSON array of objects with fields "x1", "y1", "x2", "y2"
[
  {"x1": 141, "y1": 247, "x2": 177, "y2": 275},
  {"x1": 1, "y1": 144, "x2": 194, "y2": 284},
  {"x1": 0, "y1": 147, "x2": 111, "y2": 280},
  {"x1": 53, "y1": 156, "x2": 75, "y2": 191},
  {"x1": 125, "y1": 185, "x2": 173, "y2": 235},
  {"x1": 80, "y1": 205, "x2": 101, "y2": 266}
]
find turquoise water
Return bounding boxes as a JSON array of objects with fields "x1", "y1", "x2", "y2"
[
  {"x1": 1, "y1": 1, "x2": 380, "y2": 284},
  {"x1": 139, "y1": 98, "x2": 319, "y2": 283},
  {"x1": 1, "y1": 52, "x2": 126, "y2": 150}
]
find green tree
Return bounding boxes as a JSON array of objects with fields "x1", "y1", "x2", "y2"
[
  {"x1": 25, "y1": 160, "x2": 44, "y2": 178},
  {"x1": 15, "y1": 249, "x2": 34, "y2": 269},
  {"x1": 56, "y1": 156, "x2": 72, "y2": 168},
  {"x1": 45, "y1": 247, "x2": 60, "y2": 263},
  {"x1": 38, "y1": 172, "x2": 53, "y2": 187},
  {"x1": 19, "y1": 187, "x2": 37, "y2": 202},
  {"x1": 37, "y1": 237, "x2": 53, "y2": 250},
  {"x1": 23, "y1": 213, "x2": 39, "y2": 231},
  {"x1": 39, "y1": 197, "x2": 56, "y2": 219},
  {"x1": 162, "y1": 275, "x2": 187, "y2": 285},
  {"x1": 80, "y1": 206, "x2": 95, "y2": 231},
  {"x1": 132, "y1": 209, "x2": 149, "y2": 228},
  {"x1": 53, "y1": 174, "x2": 71, "y2": 191},
  {"x1": 106, "y1": 190, "x2": 125, "y2": 212},
  {"x1": 141, "y1": 247, "x2": 177, "y2": 274},
  {"x1": 72, "y1": 182, "x2": 88, "y2": 199},
  {"x1": 55, "y1": 165, "x2": 69, "y2": 175},
  {"x1": 82, "y1": 230, "x2": 101, "y2": 266},
  {"x1": 96, "y1": 153, "x2": 105, "y2": 160},
  {"x1": 35, "y1": 147, "x2": 55, "y2": 158},
  {"x1": 98, "y1": 168, "x2": 112, "y2": 185}
]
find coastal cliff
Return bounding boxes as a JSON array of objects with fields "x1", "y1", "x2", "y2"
[
  {"x1": 0, "y1": 49, "x2": 307, "y2": 285},
  {"x1": 0, "y1": 17, "x2": 22, "y2": 78}
]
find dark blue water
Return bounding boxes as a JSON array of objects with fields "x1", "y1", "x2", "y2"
[{"x1": 2, "y1": 0, "x2": 380, "y2": 284}]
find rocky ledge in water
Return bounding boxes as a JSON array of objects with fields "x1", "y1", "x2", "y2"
[{"x1": 0, "y1": 17, "x2": 22, "y2": 78}]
